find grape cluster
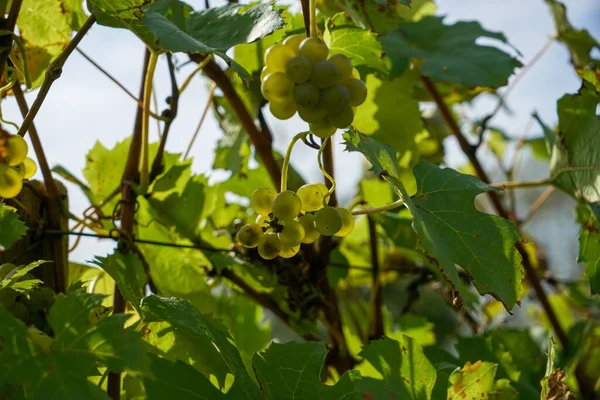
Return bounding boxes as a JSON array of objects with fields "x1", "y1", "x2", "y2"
[
  {"x1": 261, "y1": 35, "x2": 367, "y2": 139},
  {"x1": 0, "y1": 133, "x2": 37, "y2": 199},
  {"x1": 237, "y1": 184, "x2": 355, "y2": 259},
  {"x1": 0, "y1": 263, "x2": 55, "y2": 330}
]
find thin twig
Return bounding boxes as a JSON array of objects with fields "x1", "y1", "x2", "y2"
[
  {"x1": 322, "y1": 138, "x2": 337, "y2": 206},
  {"x1": 183, "y1": 83, "x2": 215, "y2": 160},
  {"x1": 178, "y1": 54, "x2": 212, "y2": 95},
  {"x1": 367, "y1": 216, "x2": 384, "y2": 340},
  {"x1": 491, "y1": 178, "x2": 552, "y2": 189},
  {"x1": 16, "y1": 15, "x2": 96, "y2": 138},
  {"x1": 520, "y1": 186, "x2": 556, "y2": 226}
]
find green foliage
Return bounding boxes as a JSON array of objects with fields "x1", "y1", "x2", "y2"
[
  {"x1": 447, "y1": 361, "x2": 517, "y2": 400},
  {"x1": 0, "y1": 205, "x2": 26, "y2": 251},
  {"x1": 0, "y1": 261, "x2": 46, "y2": 293}
]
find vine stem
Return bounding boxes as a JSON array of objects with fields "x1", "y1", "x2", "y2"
[
  {"x1": 491, "y1": 178, "x2": 552, "y2": 190},
  {"x1": 281, "y1": 132, "x2": 308, "y2": 191},
  {"x1": 367, "y1": 216, "x2": 384, "y2": 340},
  {"x1": 140, "y1": 50, "x2": 159, "y2": 191},
  {"x1": 178, "y1": 54, "x2": 212, "y2": 95},
  {"x1": 0, "y1": 0, "x2": 22, "y2": 81},
  {"x1": 309, "y1": 0, "x2": 317, "y2": 37},
  {"x1": 351, "y1": 199, "x2": 405, "y2": 215},
  {"x1": 317, "y1": 137, "x2": 336, "y2": 202},
  {"x1": 16, "y1": 15, "x2": 96, "y2": 138}
]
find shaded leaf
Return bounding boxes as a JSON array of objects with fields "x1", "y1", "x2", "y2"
[
  {"x1": 576, "y1": 203, "x2": 600, "y2": 294},
  {"x1": 0, "y1": 261, "x2": 47, "y2": 293},
  {"x1": 342, "y1": 129, "x2": 399, "y2": 178},
  {"x1": 0, "y1": 205, "x2": 27, "y2": 252}
]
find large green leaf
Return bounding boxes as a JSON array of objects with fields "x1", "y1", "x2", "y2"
[
  {"x1": 379, "y1": 16, "x2": 520, "y2": 87},
  {"x1": 342, "y1": 129, "x2": 399, "y2": 178},
  {"x1": 324, "y1": 13, "x2": 386, "y2": 75},
  {"x1": 0, "y1": 289, "x2": 147, "y2": 399},
  {"x1": 140, "y1": 295, "x2": 263, "y2": 400},
  {"x1": 550, "y1": 82, "x2": 600, "y2": 206},
  {"x1": 91, "y1": 251, "x2": 147, "y2": 312},
  {"x1": 352, "y1": 70, "x2": 424, "y2": 153},
  {"x1": 253, "y1": 341, "x2": 362, "y2": 399},
  {"x1": 356, "y1": 336, "x2": 436, "y2": 400},
  {"x1": 0, "y1": 205, "x2": 27, "y2": 251},
  {"x1": 447, "y1": 361, "x2": 518, "y2": 399}
]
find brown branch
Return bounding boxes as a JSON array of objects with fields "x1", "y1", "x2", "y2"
[
  {"x1": 0, "y1": 0, "x2": 22, "y2": 80},
  {"x1": 367, "y1": 216, "x2": 384, "y2": 340},
  {"x1": 299, "y1": 0, "x2": 310, "y2": 37},
  {"x1": 16, "y1": 15, "x2": 95, "y2": 138},
  {"x1": 220, "y1": 268, "x2": 319, "y2": 342},
  {"x1": 190, "y1": 56, "x2": 281, "y2": 190},
  {"x1": 107, "y1": 49, "x2": 150, "y2": 400},
  {"x1": 322, "y1": 139, "x2": 337, "y2": 206},
  {"x1": 12, "y1": 83, "x2": 67, "y2": 293},
  {"x1": 150, "y1": 53, "x2": 179, "y2": 181}
]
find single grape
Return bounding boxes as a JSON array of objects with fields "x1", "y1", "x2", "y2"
[
  {"x1": 23, "y1": 290, "x2": 44, "y2": 312},
  {"x1": 269, "y1": 97, "x2": 297, "y2": 120},
  {"x1": 256, "y1": 214, "x2": 271, "y2": 225},
  {"x1": 0, "y1": 164, "x2": 24, "y2": 199},
  {"x1": 11, "y1": 163, "x2": 26, "y2": 178},
  {"x1": 278, "y1": 220, "x2": 305, "y2": 247},
  {"x1": 298, "y1": 38, "x2": 329, "y2": 63},
  {"x1": 327, "y1": 105, "x2": 354, "y2": 129},
  {"x1": 6, "y1": 135, "x2": 28, "y2": 167},
  {"x1": 335, "y1": 207, "x2": 355, "y2": 237},
  {"x1": 272, "y1": 190, "x2": 302, "y2": 221},
  {"x1": 351, "y1": 68, "x2": 361, "y2": 79},
  {"x1": 0, "y1": 288, "x2": 17, "y2": 308},
  {"x1": 39, "y1": 286, "x2": 55, "y2": 307},
  {"x1": 22, "y1": 158, "x2": 37, "y2": 179},
  {"x1": 285, "y1": 55, "x2": 312, "y2": 83},
  {"x1": 8, "y1": 302, "x2": 29, "y2": 323},
  {"x1": 310, "y1": 60, "x2": 340, "y2": 89},
  {"x1": 250, "y1": 187, "x2": 277, "y2": 216},
  {"x1": 237, "y1": 223, "x2": 264, "y2": 248},
  {"x1": 328, "y1": 54, "x2": 353, "y2": 81},
  {"x1": 343, "y1": 79, "x2": 368, "y2": 107},
  {"x1": 320, "y1": 84, "x2": 351, "y2": 113},
  {"x1": 297, "y1": 184, "x2": 327, "y2": 212},
  {"x1": 258, "y1": 233, "x2": 283, "y2": 259},
  {"x1": 264, "y1": 44, "x2": 296, "y2": 72},
  {"x1": 279, "y1": 245, "x2": 300, "y2": 259},
  {"x1": 315, "y1": 206, "x2": 343, "y2": 236},
  {"x1": 298, "y1": 214, "x2": 321, "y2": 243},
  {"x1": 0, "y1": 263, "x2": 16, "y2": 280},
  {"x1": 293, "y1": 83, "x2": 320, "y2": 108},
  {"x1": 261, "y1": 72, "x2": 294, "y2": 101},
  {"x1": 260, "y1": 66, "x2": 272, "y2": 81},
  {"x1": 309, "y1": 120, "x2": 337, "y2": 139},
  {"x1": 283, "y1": 34, "x2": 304, "y2": 53},
  {"x1": 298, "y1": 105, "x2": 327, "y2": 123}
]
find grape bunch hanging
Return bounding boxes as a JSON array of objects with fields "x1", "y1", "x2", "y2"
[
  {"x1": 237, "y1": 184, "x2": 355, "y2": 260},
  {"x1": 261, "y1": 35, "x2": 367, "y2": 138},
  {"x1": 0, "y1": 132, "x2": 37, "y2": 199}
]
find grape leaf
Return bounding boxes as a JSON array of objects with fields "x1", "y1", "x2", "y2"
[
  {"x1": 379, "y1": 16, "x2": 520, "y2": 87},
  {"x1": 0, "y1": 260, "x2": 47, "y2": 293},
  {"x1": 357, "y1": 336, "x2": 436, "y2": 400},
  {"x1": 0, "y1": 289, "x2": 147, "y2": 399},
  {"x1": 545, "y1": 0, "x2": 599, "y2": 69},
  {"x1": 447, "y1": 361, "x2": 518, "y2": 400},
  {"x1": 576, "y1": 203, "x2": 600, "y2": 295},
  {"x1": 141, "y1": 295, "x2": 263, "y2": 400},
  {"x1": 351, "y1": 70, "x2": 424, "y2": 154},
  {"x1": 324, "y1": 13, "x2": 387, "y2": 75},
  {"x1": 550, "y1": 82, "x2": 600, "y2": 207},
  {"x1": 91, "y1": 251, "x2": 147, "y2": 313},
  {"x1": 253, "y1": 341, "x2": 362, "y2": 399},
  {"x1": 0, "y1": 205, "x2": 27, "y2": 251},
  {"x1": 342, "y1": 129, "x2": 399, "y2": 178}
]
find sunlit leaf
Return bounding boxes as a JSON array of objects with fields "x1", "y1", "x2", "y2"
[{"x1": 0, "y1": 205, "x2": 27, "y2": 252}]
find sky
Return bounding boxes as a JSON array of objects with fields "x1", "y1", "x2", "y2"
[{"x1": 3, "y1": 0, "x2": 599, "y2": 278}]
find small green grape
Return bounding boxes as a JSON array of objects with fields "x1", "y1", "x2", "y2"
[
  {"x1": 269, "y1": 97, "x2": 297, "y2": 120},
  {"x1": 327, "y1": 105, "x2": 354, "y2": 129},
  {"x1": 279, "y1": 245, "x2": 300, "y2": 259},
  {"x1": 285, "y1": 55, "x2": 312, "y2": 83},
  {"x1": 298, "y1": 38, "x2": 329, "y2": 63},
  {"x1": 6, "y1": 135, "x2": 28, "y2": 167},
  {"x1": 237, "y1": 223, "x2": 264, "y2": 248},
  {"x1": 309, "y1": 120, "x2": 337, "y2": 139},
  {"x1": 293, "y1": 83, "x2": 320, "y2": 108},
  {"x1": 23, "y1": 290, "x2": 44, "y2": 312},
  {"x1": 278, "y1": 220, "x2": 305, "y2": 247},
  {"x1": 298, "y1": 214, "x2": 321, "y2": 244},
  {"x1": 0, "y1": 164, "x2": 23, "y2": 199},
  {"x1": 0, "y1": 288, "x2": 17, "y2": 308},
  {"x1": 297, "y1": 184, "x2": 327, "y2": 212},
  {"x1": 310, "y1": 60, "x2": 340, "y2": 89},
  {"x1": 335, "y1": 207, "x2": 355, "y2": 237},
  {"x1": 8, "y1": 302, "x2": 29, "y2": 323},
  {"x1": 12, "y1": 163, "x2": 26, "y2": 178},
  {"x1": 258, "y1": 233, "x2": 283, "y2": 259},
  {"x1": 256, "y1": 214, "x2": 271, "y2": 225},
  {"x1": 0, "y1": 263, "x2": 16, "y2": 280},
  {"x1": 272, "y1": 190, "x2": 302, "y2": 221},
  {"x1": 260, "y1": 66, "x2": 272, "y2": 81},
  {"x1": 343, "y1": 78, "x2": 368, "y2": 107},
  {"x1": 320, "y1": 84, "x2": 351, "y2": 113},
  {"x1": 283, "y1": 34, "x2": 304, "y2": 53},
  {"x1": 298, "y1": 105, "x2": 327, "y2": 123},
  {"x1": 261, "y1": 72, "x2": 294, "y2": 101},
  {"x1": 315, "y1": 206, "x2": 343, "y2": 236},
  {"x1": 22, "y1": 158, "x2": 37, "y2": 179},
  {"x1": 328, "y1": 54, "x2": 353, "y2": 81},
  {"x1": 264, "y1": 44, "x2": 296, "y2": 72},
  {"x1": 250, "y1": 187, "x2": 277, "y2": 216},
  {"x1": 39, "y1": 286, "x2": 55, "y2": 307}
]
